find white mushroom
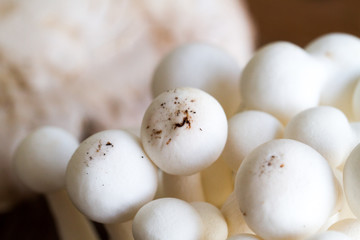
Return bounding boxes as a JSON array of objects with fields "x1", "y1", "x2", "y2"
[
  {"x1": 343, "y1": 143, "x2": 360, "y2": 219},
  {"x1": 350, "y1": 122, "x2": 360, "y2": 142},
  {"x1": 353, "y1": 78, "x2": 360, "y2": 121},
  {"x1": 306, "y1": 231, "x2": 352, "y2": 240},
  {"x1": 141, "y1": 87, "x2": 227, "y2": 201},
  {"x1": 151, "y1": 42, "x2": 242, "y2": 117},
  {"x1": 191, "y1": 201, "x2": 228, "y2": 240},
  {"x1": 329, "y1": 218, "x2": 360, "y2": 240},
  {"x1": 305, "y1": 33, "x2": 360, "y2": 120},
  {"x1": 65, "y1": 129, "x2": 158, "y2": 239},
  {"x1": 222, "y1": 110, "x2": 284, "y2": 172},
  {"x1": 240, "y1": 41, "x2": 328, "y2": 123},
  {"x1": 12, "y1": 126, "x2": 99, "y2": 240},
  {"x1": 284, "y1": 106, "x2": 358, "y2": 169},
  {"x1": 227, "y1": 234, "x2": 263, "y2": 240},
  {"x1": 235, "y1": 139, "x2": 338, "y2": 240},
  {"x1": 132, "y1": 198, "x2": 203, "y2": 240}
]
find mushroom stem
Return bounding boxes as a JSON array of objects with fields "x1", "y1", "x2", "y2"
[
  {"x1": 162, "y1": 172, "x2": 205, "y2": 202},
  {"x1": 46, "y1": 189, "x2": 100, "y2": 240},
  {"x1": 104, "y1": 220, "x2": 134, "y2": 240}
]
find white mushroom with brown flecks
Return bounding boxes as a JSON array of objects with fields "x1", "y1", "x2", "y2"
[
  {"x1": 235, "y1": 139, "x2": 338, "y2": 240},
  {"x1": 65, "y1": 129, "x2": 158, "y2": 239},
  {"x1": 141, "y1": 87, "x2": 227, "y2": 201},
  {"x1": 13, "y1": 126, "x2": 99, "y2": 240}
]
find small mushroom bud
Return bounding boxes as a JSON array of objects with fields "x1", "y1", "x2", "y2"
[
  {"x1": 13, "y1": 126, "x2": 99, "y2": 240},
  {"x1": 284, "y1": 106, "x2": 358, "y2": 169},
  {"x1": 151, "y1": 43, "x2": 242, "y2": 117},
  {"x1": 222, "y1": 110, "x2": 284, "y2": 172},
  {"x1": 191, "y1": 201, "x2": 228, "y2": 240},
  {"x1": 132, "y1": 198, "x2": 203, "y2": 240},
  {"x1": 235, "y1": 139, "x2": 338, "y2": 240}
]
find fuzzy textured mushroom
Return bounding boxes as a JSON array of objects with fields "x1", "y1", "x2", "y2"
[
  {"x1": 151, "y1": 42, "x2": 243, "y2": 117},
  {"x1": 222, "y1": 110, "x2": 284, "y2": 172},
  {"x1": 141, "y1": 87, "x2": 227, "y2": 201},
  {"x1": 132, "y1": 198, "x2": 203, "y2": 240},
  {"x1": 12, "y1": 126, "x2": 99, "y2": 240},
  {"x1": 235, "y1": 139, "x2": 338, "y2": 240},
  {"x1": 240, "y1": 41, "x2": 328, "y2": 123},
  {"x1": 284, "y1": 106, "x2": 358, "y2": 169},
  {"x1": 65, "y1": 129, "x2": 158, "y2": 239}
]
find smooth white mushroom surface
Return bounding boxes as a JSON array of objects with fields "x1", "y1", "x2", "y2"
[
  {"x1": 132, "y1": 198, "x2": 203, "y2": 240},
  {"x1": 240, "y1": 41, "x2": 327, "y2": 123},
  {"x1": 284, "y1": 106, "x2": 358, "y2": 168},
  {"x1": 13, "y1": 126, "x2": 79, "y2": 193},
  {"x1": 305, "y1": 33, "x2": 360, "y2": 120},
  {"x1": 306, "y1": 231, "x2": 352, "y2": 240},
  {"x1": 329, "y1": 218, "x2": 360, "y2": 239},
  {"x1": 353, "y1": 78, "x2": 360, "y2": 121},
  {"x1": 350, "y1": 122, "x2": 360, "y2": 142},
  {"x1": 191, "y1": 201, "x2": 228, "y2": 240},
  {"x1": 343, "y1": 143, "x2": 360, "y2": 220},
  {"x1": 151, "y1": 42, "x2": 242, "y2": 117},
  {"x1": 227, "y1": 234, "x2": 262, "y2": 240},
  {"x1": 141, "y1": 87, "x2": 227, "y2": 175},
  {"x1": 222, "y1": 110, "x2": 284, "y2": 172},
  {"x1": 235, "y1": 139, "x2": 338, "y2": 240},
  {"x1": 66, "y1": 129, "x2": 158, "y2": 224}
]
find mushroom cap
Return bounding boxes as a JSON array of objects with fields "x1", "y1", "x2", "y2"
[
  {"x1": 350, "y1": 122, "x2": 360, "y2": 143},
  {"x1": 13, "y1": 126, "x2": 78, "y2": 193},
  {"x1": 151, "y1": 42, "x2": 242, "y2": 117},
  {"x1": 240, "y1": 41, "x2": 327, "y2": 123},
  {"x1": 235, "y1": 139, "x2": 338, "y2": 240},
  {"x1": 191, "y1": 201, "x2": 228, "y2": 240},
  {"x1": 343, "y1": 143, "x2": 360, "y2": 220},
  {"x1": 132, "y1": 198, "x2": 203, "y2": 240},
  {"x1": 227, "y1": 234, "x2": 262, "y2": 240},
  {"x1": 353, "y1": 78, "x2": 360, "y2": 121},
  {"x1": 284, "y1": 106, "x2": 358, "y2": 168},
  {"x1": 329, "y1": 218, "x2": 360, "y2": 239},
  {"x1": 141, "y1": 87, "x2": 228, "y2": 175},
  {"x1": 306, "y1": 231, "x2": 352, "y2": 240},
  {"x1": 305, "y1": 33, "x2": 360, "y2": 120},
  {"x1": 65, "y1": 129, "x2": 158, "y2": 224},
  {"x1": 223, "y1": 110, "x2": 283, "y2": 172}
]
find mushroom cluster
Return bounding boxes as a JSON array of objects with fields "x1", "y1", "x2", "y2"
[{"x1": 9, "y1": 32, "x2": 360, "y2": 239}]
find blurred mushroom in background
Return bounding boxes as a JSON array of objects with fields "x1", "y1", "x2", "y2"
[{"x1": 0, "y1": 0, "x2": 255, "y2": 211}]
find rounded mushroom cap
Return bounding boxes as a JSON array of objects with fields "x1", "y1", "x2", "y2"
[
  {"x1": 240, "y1": 41, "x2": 327, "y2": 123},
  {"x1": 284, "y1": 106, "x2": 358, "y2": 168},
  {"x1": 191, "y1": 201, "x2": 228, "y2": 240},
  {"x1": 343, "y1": 143, "x2": 360, "y2": 220},
  {"x1": 66, "y1": 130, "x2": 158, "y2": 224},
  {"x1": 227, "y1": 233, "x2": 262, "y2": 240},
  {"x1": 329, "y1": 218, "x2": 360, "y2": 239},
  {"x1": 151, "y1": 42, "x2": 242, "y2": 117},
  {"x1": 353, "y1": 78, "x2": 360, "y2": 121},
  {"x1": 223, "y1": 110, "x2": 283, "y2": 172},
  {"x1": 305, "y1": 33, "x2": 360, "y2": 120},
  {"x1": 132, "y1": 198, "x2": 203, "y2": 240},
  {"x1": 306, "y1": 231, "x2": 352, "y2": 240},
  {"x1": 13, "y1": 126, "x2": 78, "y2": 193},
  {"x1": 141, "y1": 87, "x2": 227, "y2": 175},
  {"x1": 235, "y1": 139, "x2": 338, "y2": 240}
]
